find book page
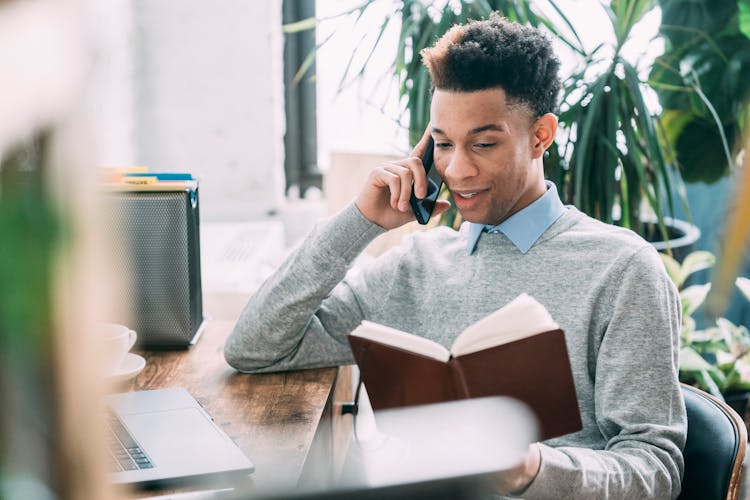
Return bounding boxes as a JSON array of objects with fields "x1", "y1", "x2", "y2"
[
  {"x1": 350, "y1": 321, "x2": 451, "y2": 362},
  {"x1": 450, "y1": 294, "x2": 559, "y2": 357}
]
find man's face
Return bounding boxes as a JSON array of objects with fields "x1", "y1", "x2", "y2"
[{"x1": 430, "y1": 88, "x2": 546, "y2": 225}]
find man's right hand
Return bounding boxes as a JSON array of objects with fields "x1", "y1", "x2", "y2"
[{"x1": 355, "y1": 127, "x2": 451, "y2": 230}]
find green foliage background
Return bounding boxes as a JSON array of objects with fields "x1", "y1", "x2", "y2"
[{"x1": 290, "y1": 0, "x2": 750, "y2": 238}]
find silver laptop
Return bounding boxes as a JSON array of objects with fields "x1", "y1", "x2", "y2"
[{"x1": 107, "y1": 387, "x2": 254, "y2": 488}]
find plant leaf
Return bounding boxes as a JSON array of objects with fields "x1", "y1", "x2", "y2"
[
  {"x1": 623, "y1": 62, "x2": 673, "y2": 222},
  {"x1": 681, "y1": 315, "x2": 696, "y2": 337},
  {"x1": 733, "y1": 358, "x2": 750, "y2": 389},
  {"x1": 678, "y1": 250, "x2": 715, "y2": 286},
  {"x1": 737, "y1": 277, "x2": 750, "y2": 301},
  {"x1": 706, "y1": 367, "x2": 729, "y2": 395},
  {"x1": 738, "y1": 0, "x2": 750, "y2": 39},
  {"x1": 282, "y1": 17, "x2": 318, "y2": 33},
  {"x1": 353, "y1": 14, "x2": 393, "y2": 79},
  {"x1": 717, "y1": 349, "x2": 737, "y2": 370},
  {"x1": 680, "y1": 365, "x2": 725, "y2": 399},
  {"x1": 681, "y1": 283, "x2": 711, "y2": 317},
  {"x1": 690, "y1": 327, "x2": 726, "y2": 348},
  {"x1": 292, "y1": 31, "x2": 335, "y2": 86},
  {"x1": 660, "y1": 252, "x2": 681, "y2": 286},
  {"x1": 680, "y1": 346, "x2": 714, "y2": 371},
  {"x1": 685, "y1": 74, "x2": 735, "y2": 174},
  {"x1": 543, "y1": 0, "x2": 587, "y2": 55}
]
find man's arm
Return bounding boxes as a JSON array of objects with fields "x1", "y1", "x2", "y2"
[
  {"x1": 225, "y1": 128, "x2": 450, "y2": 373},
  {"x1": 224, "y1": 203, "x2": 386, "y2": 372},
  {"x1": 516, "y1": 246, "x2": 687, "y2": 500}
]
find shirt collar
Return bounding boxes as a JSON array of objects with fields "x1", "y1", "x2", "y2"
[{"x1": 467, "y1": 180, "x2": 566, "y2": 255}]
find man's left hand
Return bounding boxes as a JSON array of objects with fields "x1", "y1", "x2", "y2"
[{"x1": 489, "y1": 443, "x2": 541, "y2": 495}]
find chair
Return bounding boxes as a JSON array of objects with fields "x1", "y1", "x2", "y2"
[{"x1": 679, "y1": 383, "x2": 747, "y2": 500}]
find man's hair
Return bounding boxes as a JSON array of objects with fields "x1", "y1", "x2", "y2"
[{"x1": 421, "y1": 14, "x2": 561, "y2": 117}]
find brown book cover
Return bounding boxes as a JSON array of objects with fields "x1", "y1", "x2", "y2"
[{"x1": 347, "y1": 296, "x2": 582, "y2": 441}]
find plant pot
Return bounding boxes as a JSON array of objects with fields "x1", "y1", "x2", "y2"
[{"x1": 645, "y1": 217, "x2": 701, "y2": 263}]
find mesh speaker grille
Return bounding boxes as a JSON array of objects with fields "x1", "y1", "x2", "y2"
[{"x1": 105, "y1": 190, "x2": 203, "y2": 348}]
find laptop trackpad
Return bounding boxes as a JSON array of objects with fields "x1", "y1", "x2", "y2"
[{"x1": 124, "y1": 408, "x2": 246, "y2": 472}]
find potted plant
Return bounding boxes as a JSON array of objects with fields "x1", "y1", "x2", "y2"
[
  {"x1": 541, "y1": 0, "x2": 702, "y2": 255},
  {"x1": 662, "y1": 250, "x2": 750, "y2": 418},
  {"x1": 650, "y1": 0, "x2": 750, "y2": 185},
  {"x1": 287, "y1": 0, "x2": 575, "y2": 230},
  {"x1": 290, "y1": 0, "x2": 723, "y2": 251}
]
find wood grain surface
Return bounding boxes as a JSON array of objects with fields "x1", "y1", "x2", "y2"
[{"x1": 120, "y1": 320, "x2": 346, "y2": 498}]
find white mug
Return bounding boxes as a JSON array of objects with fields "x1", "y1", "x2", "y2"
[{"x1": 102, "y1": 323, "x2": 137, "y2": 371}]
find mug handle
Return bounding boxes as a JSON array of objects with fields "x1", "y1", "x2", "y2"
[{"x1": 126, "y1": 329, "x2": 138, "y2": 350}]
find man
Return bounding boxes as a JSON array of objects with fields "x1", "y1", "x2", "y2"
[{"x1": 225, "y1": 15, "x2": 686, "y2": 499}]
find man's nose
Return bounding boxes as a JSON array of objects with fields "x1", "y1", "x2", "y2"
[{"x1": 443, "y1": 147, "x2": 479, "y2": 181}]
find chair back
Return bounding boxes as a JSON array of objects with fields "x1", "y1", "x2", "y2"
[{"x1": 679, "y1": 384, "x2": 747, "y2": 500}]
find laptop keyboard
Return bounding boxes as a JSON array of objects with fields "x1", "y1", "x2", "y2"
[{"x1": 107, "y1": 412, "x2": 154, "y2": 472}]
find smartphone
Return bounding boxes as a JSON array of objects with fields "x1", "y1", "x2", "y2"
[{"x1": 409, "y1": 136, "x2": 444, "y2": 225}]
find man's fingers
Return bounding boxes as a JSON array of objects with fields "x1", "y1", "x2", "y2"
[
  {"x1": 382, "y1": 163, "x2": 413, "y2": 212},
  {"x1": 369, "y1": 167, "x2": 401, "y2": 210},
  {"x1": 384, "y1": 156, "x2": 427, "y2": 200}
]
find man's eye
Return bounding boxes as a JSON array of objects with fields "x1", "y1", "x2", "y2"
[
  {"x1": 476, "y1": 143, "x2": 496, "y2": 149},
  {"x1": 435, "y1": 142, "x2": 452, "y2": 149}
]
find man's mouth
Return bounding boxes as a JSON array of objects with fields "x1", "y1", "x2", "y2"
[{"x1": 453, "y1": 189, "x2": 487, "y2": 199}]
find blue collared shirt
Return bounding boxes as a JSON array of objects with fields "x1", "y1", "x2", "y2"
[{"x1": 467, "y1": 180, "x2": 566, "y2": 255}]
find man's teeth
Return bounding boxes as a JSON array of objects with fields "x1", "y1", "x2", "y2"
[{"x1": 457, "y1": 192, "x2": 478, "y2": 199}]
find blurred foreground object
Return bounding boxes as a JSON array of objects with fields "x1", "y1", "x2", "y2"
[
  {"x1": 707, "y1": 139, "x2": 750, "y2": 317},
  {"x1": 0, "y1": 0, "x2": 86, "y2": 156},
  {"x1": 242, "y1": 397, "x2": 536, "y2": 499},
  {"x1": 0, "y1": 0, "x2": 118, "y2": 498},
  {"x1": 342, "y1": 397, "x2": 536, "y2": 490}
]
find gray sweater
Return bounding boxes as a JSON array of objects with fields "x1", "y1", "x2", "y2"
[{"x1": 225, "y1": 202, "x2": 686, "y2": 500}]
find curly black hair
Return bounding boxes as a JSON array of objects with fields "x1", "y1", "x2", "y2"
[{"x1": 421, "y1": 14, "x2": 561, "y2": 117}]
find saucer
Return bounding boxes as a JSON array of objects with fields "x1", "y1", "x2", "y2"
[{"x1": 108, "y1": 353, "x2": 146, "y2": 383}]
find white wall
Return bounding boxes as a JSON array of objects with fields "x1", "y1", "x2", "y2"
[
  {"x1": 86, "y1": 0, "x2": 135, "y2": 167},
  {"x1": 132, "y1": 0, "x2": 285, "y2": 221}
]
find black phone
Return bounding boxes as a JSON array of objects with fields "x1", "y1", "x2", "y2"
[{"x1": 409, "y1": 136, "x2": 444, "y2": 225}]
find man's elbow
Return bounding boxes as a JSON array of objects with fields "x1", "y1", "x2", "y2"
[
  {"x1": 223, "y1": 342, "x2": 251, "y2": 372},
  {"x1": 224, "y1": 333, "x2": 266, "y2": 372},
  {"x1": 223, "y1": 333, "x2": 292, "y2": 373}
]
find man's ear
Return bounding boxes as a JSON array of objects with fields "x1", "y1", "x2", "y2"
[{"x1": 530, "y1": 113, "x2": 558, "y2": 159}]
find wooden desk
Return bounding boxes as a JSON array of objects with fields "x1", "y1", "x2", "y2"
[{"x1": 124, "y1": 320, "x2": 352, "y2": 496}]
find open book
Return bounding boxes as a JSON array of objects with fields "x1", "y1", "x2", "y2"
[{"x1": 348, "y1": 294, "x2": 582, "y2": 440}]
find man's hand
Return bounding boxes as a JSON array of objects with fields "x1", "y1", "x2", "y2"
[
  {"x1": 355, "y1": 127, "x2": 451, "y2": 230},
  {"x1": 489, "y1": 443, "x2": 542, "y2": 496}
]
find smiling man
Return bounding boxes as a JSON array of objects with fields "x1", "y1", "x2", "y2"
[{"x1": 225, "y1": 15, "x2": 686, "y2": 499}]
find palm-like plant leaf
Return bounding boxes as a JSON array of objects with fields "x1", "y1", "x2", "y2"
[
  {"x1": 651, "y1": 0, "x2": 750, "y2": 183},
  {"x1": 291, "y1": 0, "x2": 739, "y2": 240},
  {"x1": 546, "y1": 2, "x2": 689, "y2": 241}
]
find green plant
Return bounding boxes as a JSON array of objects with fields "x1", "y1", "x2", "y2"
[
  {"x1": 290, "y1": 1, "x2": 707, "y2": 239},
  {"x1": 650, "y1": 0, "x2": 750, "y2": 184},
  {"x1": 286, "y1": 0, "x2": 750, "y2": 240},
  {"x1": 545, "y1": 0, "x2": 688, "y2": 240},
  {"x1": 0, "y1": 135, "x2": 64, "y2": 497},
  {"x1": 286, "y1": 0, "x2": 584, "y2": 229},
  {"x1": 662, "y1": 250, "x2": 750, "y2": 400}
]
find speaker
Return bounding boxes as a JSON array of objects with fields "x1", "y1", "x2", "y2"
[{"x1": 104, "y1": 182, "x2": 204, "y2": 348}]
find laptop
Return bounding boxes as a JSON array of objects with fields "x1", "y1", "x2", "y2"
[{"x1": 106, "y1": 387, "x2": 254, "y2": 489}]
